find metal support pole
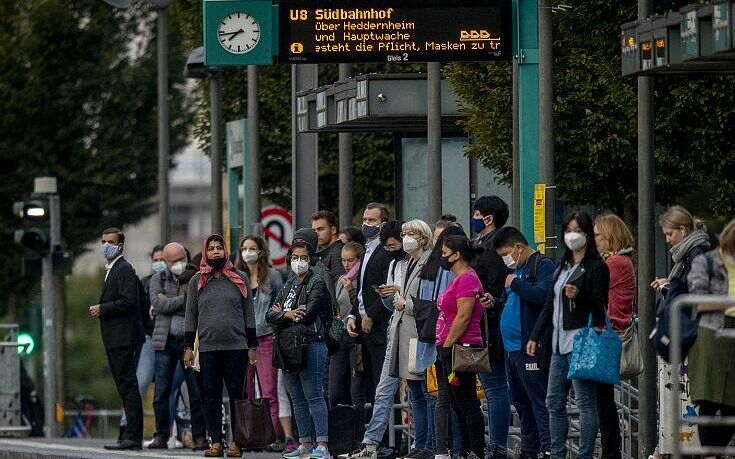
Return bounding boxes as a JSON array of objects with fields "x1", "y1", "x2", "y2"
[
  {"x1": 338, "y1": 64, "x2": 353, "y2": 228},
  {"x1": 512, "y1": 57, "x2": 520, "y2": 228},
  {"x1": 157, "y1": 6, "x2": 170, "y2": 243},
  {"x1": 248, "y1": 65, "x2": 261, "y2": 234},
  {"x1": 538, "y1": 0, "x2": 555, "y2": 256},
  {"x1": 41, "y1": 193, "x2": 61, "y2": 438},
  {"x1": 427, "y1": 62, "x2": 442, "y2": 225},
  {"x1": 637, "y1": 0, "x2": 657, "y2": 455},
  {"x1": 210, "y1": 70, "x2": 224, "y2": 236},
  {"x1": 292, "y1": 64, "x2": 319, "y2": 229}
]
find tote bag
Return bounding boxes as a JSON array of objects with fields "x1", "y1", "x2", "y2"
[
  {"x1": 619, "y1": 319, "x2": 643, "y2": 380},
  {"x1": 568, "y1": 315, "x2": 622, "y2": 385},
  {"x1": 233, "y1": 365, "x2": 277, "y2": 448}
]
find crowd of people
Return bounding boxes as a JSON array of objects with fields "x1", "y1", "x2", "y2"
[{"x1": 89, "y1": 197, "x2": 735, "y2": 458}]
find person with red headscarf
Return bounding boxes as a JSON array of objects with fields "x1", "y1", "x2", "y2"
[{"x1": 184, "y1": 234, "x2": 258, "y2": 458}]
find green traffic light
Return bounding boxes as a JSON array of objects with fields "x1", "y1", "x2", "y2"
[{"x1": 17, "y1": 332, "x2": 35, "y2": 355}]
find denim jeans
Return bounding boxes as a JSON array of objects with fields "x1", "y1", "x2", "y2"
[
  {"x1": 153, "y1": 335, "x2": 189, "y2": 437},
  {"x1": 362, "y1": 345, "x2": 400, "y2": 446},
  {"x1": 283, "y1": 340, "x2": 329, "y2": 443},
  {"x1": 199, "y1": 349, "x2": 248, "y2": 444},
  {"x1": 407, "y1": 379, "x2": 435, "y2": 452},
  {"x1": 479, "y1": 357, "x2": 511, "y2": 451},
  {"x1": 168, "y1": 361, "x2": 206, "y2": 440},
  {"x1": 120, "y1": 335, "x2": 154, "y2": 428},
  {"x1": 546, "y1": 353, "x2": 598, "y2": 459},
  {"x1": 506, "y1": 351, "x2": 550, "y2": 455}
]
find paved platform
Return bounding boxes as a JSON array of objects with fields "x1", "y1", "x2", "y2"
[{"x1": 0, "y1": 438, "x2": 284, "y2": 459}]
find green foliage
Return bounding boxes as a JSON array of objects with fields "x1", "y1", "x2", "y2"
[
  {"x1": 0, "y1": 0, "x2": 191, "y2": 314},
  {"x1": 64, "y1": 272, "x2": 118, "y2": 408},
  {"x1": 446, "y1": 0, "x2": 735, "y2": 218},
  {"x1": 171, "y1": 0, "x2": 432, "y2": 220}
]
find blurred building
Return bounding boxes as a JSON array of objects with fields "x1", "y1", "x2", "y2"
[{"x1": 73, "y1": 145, "x2": 213, "y2": 276}]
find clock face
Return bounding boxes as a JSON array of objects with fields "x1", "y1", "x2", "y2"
[{"x1": 217, "y1": 12, "x2": 261, "y2": 54}]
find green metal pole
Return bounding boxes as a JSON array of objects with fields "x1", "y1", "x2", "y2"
[{"x1": 512, "y1": 0, "x2": 540, "y2": 239}]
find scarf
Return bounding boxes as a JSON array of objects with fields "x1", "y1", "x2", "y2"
[
  {"x1": 669, "y1": 229, "x2": 710, "y2": 281},
  {"x1": 602, "y1": 247, "x2": 634, "y2": 260},
  {"x1": 345, "y1": 261, "x2": 361, "y2": 281},
  {"x1": 197, "y1": 234, "x2": 249, "y2": 298}
]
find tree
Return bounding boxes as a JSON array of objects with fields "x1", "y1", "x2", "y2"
[
  {"x1": 445, "y1": 0, "x2": 735, "y2": 218},
  {"x1": 0, "y1": 0, "x2": 191, "y2": 316}
]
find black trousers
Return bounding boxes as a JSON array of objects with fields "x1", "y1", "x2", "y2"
[
  {"x1": 329, "y1": 334, "x2": 354, "y2": 408},
  {"x1": 106, "y1": 344, "x2": 143, "y2": 443},
  {"x1": 199, "y1": 349, "x2": 248, "y2": 444},
  {"x1": 435, "y1": 346, "x2": 485, "y2": 458},
  {"x1": 596, "y1": 382, "x2": 622, "y2": 459},
  {"x1": 351, "y1": 337, "x2": 386, "y2": 426},
  {"x1": 698, "y1": 401, "x2": 735, "y2": 447}
]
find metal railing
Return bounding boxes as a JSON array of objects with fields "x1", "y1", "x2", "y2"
[{"x1": 669, "y1": 294, "x2": 735, "y2": 459}]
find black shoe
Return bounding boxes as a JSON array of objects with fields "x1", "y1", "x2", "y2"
[
  {"x1": 105, "y1": 439, "x2": 142, "y2": 450},
  {"x1": 193, "y1": 437, "x2": 211, "y2": 451},
  {"x1": 117, "y1": 425, "x2": 126, "y2": 443},
  {"x1": 147, "y1": 435, "x2": 169, "y2": 449}
]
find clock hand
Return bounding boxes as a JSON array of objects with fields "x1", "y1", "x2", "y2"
[
  {"x1": 227, "y1": 29, "x2": 245, "y2": 41},
  {"x1": 219, "y1": 29, "x2": 242, "y2": 38}
]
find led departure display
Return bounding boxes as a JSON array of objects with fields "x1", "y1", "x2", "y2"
[{"x1": 279, "y1": 0, "x2": 511, "y2": 63}]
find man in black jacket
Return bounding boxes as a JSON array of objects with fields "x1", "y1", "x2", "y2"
[
  {"x1": 346, "y1": 203, "x2": 392, "y2": 426},
  {"x1": 89, "y1": 227, "x2": 145, "y2": 450},
  {"x1": 470, "y1": 196, "x2": 512, "y2": 459},
  {"x1": 312, "y1": 210, "x2": 346, "y2": 278}
]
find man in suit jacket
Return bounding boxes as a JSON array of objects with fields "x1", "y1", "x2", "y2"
[
  {"x1": 346, "y1": 203, "x2": 392, "y2": 424},
  {"x1": 89, "y1": 227, "x2": 145, "y2": 450}
]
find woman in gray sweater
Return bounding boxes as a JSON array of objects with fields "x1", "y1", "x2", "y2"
[{"x1": 183, "y1": 234, "x2": 258, "y2": 458}]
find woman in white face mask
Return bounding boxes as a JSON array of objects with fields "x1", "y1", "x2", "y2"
[
  {"x1": 526, "y1": 212, "x2": 610, "y2": 459},
  {"x1": 234, "y1": 235, "x2": 288, "y2": 451},
  {"x1": 266, "y1": 241, "x2": 333, "y2": 459},
  {"x1": 346, "y1": 219, "x2": 436, "y2": 459}
]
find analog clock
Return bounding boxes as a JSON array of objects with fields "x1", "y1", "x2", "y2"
[{"x1": 217, "y1": 12, "x2": 261, "y2": 54}]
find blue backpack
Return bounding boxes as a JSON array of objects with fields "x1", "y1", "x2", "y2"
[{"x1": 650, "y1": 253, "x2": 713, "y2": 363}]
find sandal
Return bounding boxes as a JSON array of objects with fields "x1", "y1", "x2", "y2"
[{"x1": 204, "y1": 442, "x2": 224, "y2": 457}]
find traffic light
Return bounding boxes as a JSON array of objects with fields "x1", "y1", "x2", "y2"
[{"x1": 13, "y1": 198, "x2": 50, "y2": 254}]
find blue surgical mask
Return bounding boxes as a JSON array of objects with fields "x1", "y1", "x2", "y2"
[
  {"x1": 151, "y1": 260, "x2": 166, "y2": 273},
  {"x1": 471, "y1": 216, "x2": 486, "y2": 234},
  {"x1": 102, "y1": 242, "x2": 120, "y2": 260}
]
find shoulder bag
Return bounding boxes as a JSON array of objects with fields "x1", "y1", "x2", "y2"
[
  {"x1": 414, "y1": 278, "x2": 442, "y2": 343},
  {"x1": 619, "y1": 317, "x2": 643, "y2": 380},
  {"x1": 451, "y1": 311, "x2": 492, "y2": 373},
  {"x1": 568, "y1": 314, "x2": 622, "y2": 385}
]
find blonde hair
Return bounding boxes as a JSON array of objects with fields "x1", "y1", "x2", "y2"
[
  {"x1": 595, "y1": 214, "x2": 634, "y2": 253},
  {"x1": 659, "y1": 205, "x2": 706, "y2": 233},
  {"x1": 719, "y1": 218, "x2": 735, "y2": 256},
  {"x1": 402, "y1": 219, "x2": 433, "y2": 250}
]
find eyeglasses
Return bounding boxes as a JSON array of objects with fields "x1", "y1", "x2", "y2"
[{"x1": 290, "y1": 255, "x2": 310, "y2": 262}]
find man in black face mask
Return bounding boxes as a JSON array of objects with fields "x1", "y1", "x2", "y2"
[{"x1": 346, "y1": 203, "x2": 393, "y2": 431}]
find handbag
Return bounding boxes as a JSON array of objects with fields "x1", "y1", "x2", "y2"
[
  {"x1": 451, "y1": 313, "x2": 492, "y2": 373},
  {"x1": 568, "y1": 315, "x2": 622, "y2": 385},
  {"x1": 619, "y1": 318, "x2": 643, "y2": 380},
  {"x1": 233, "y1": 365, "x2": 277, "y2": 448},
  {"x1": 414, "y1": 278, "x2": 442, "y2": 343}
]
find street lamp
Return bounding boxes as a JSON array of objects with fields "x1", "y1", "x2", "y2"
[
  {"x1": 101, "y1": 0, "x2": 171, "y2": 243},
  {"x1": 185, "y1": 47, "x2": 224, "y2": 236}
]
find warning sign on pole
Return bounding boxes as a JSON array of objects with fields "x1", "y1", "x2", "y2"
[
  {"x1": 260, "y1": 205, "x2": 293, "y2": 269},
  {"x1": 533, "y1": 184, "x2": 546, "y2": 251}
]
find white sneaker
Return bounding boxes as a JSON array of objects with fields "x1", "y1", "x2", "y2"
[
  {"x1": 346, "y1": 444, "x2": 378, "y2": 459},
  {"x1": 435, "y1": 454, "x2": 451, "y2": 459},
  {"x1": 167, "y1": 437, "x2": 183, "y2": 449}
]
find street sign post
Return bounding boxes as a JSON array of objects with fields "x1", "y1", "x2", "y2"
[{"x1": 279, "y1": 0, "x2": 511, "y2": 63}]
